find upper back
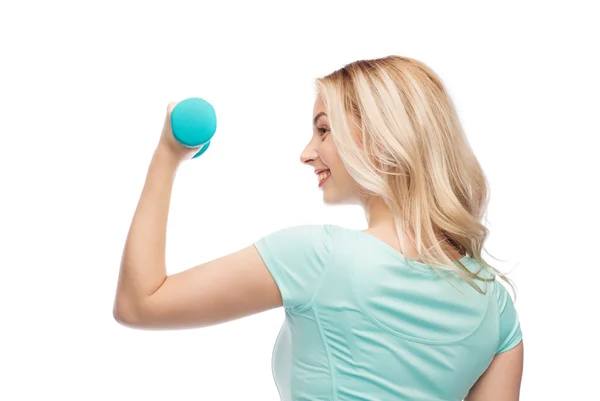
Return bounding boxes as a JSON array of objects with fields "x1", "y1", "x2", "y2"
[{"x1": 255, "y1": 224, "x2": 523, "y2": 400}]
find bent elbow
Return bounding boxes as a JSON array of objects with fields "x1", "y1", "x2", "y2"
[{"x1": 113, "y1": 299, "x2": 144, "y2": 328}]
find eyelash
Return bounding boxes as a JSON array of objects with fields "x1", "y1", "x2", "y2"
[{"x1": 318, "y1": 127, "x2": 330, "y2": 136}]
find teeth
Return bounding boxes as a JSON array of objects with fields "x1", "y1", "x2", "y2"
[{"x1": 318, "y1": 170, "x2": 331, "y2": 181}]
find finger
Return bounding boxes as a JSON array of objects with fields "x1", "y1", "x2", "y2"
[{"x1": 167, "y1": 101, "x2": 177, "y2": 115}]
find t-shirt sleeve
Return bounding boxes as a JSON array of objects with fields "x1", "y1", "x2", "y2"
[
  {"x1": 253, "y1": 224, "x2": 332, "y2": 310},
  {"x1": 494, "y1": 281, "x2": 523, "y2": 354}
]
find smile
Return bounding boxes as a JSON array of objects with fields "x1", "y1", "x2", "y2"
[{"x1": 318, "y1": 170, "x2": 331, "y2": 187}]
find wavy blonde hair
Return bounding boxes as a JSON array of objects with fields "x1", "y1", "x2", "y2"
[{"x1": 315, "y1": 55, "x2": 513, "y2": 294}]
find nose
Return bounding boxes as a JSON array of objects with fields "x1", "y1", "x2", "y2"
[{"x1": 300, "y1": 141, "x2": 318, "y2": 166}]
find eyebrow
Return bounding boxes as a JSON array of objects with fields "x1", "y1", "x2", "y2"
[{"x1": 313, "y1": 112, "x2": 327, "y2": 126}]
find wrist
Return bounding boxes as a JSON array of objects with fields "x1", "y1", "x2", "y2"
[{"x1": 153, "y1": 142, "x2": 182, "y2": 171}]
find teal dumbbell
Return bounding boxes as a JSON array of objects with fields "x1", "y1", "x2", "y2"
[{"x1": 170, "y1": 97, "x2": 217, "y2": 159}]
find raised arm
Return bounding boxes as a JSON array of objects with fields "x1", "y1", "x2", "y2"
[
  {"x1": 113, "y1": 103, "x2": 283, "y2": 329},
  {"x1": 113, "y1": 103, "x2": 330, "y2": 330}
]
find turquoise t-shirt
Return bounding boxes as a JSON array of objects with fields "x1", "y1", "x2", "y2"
[{"x1": 254, "y1": 224, "x2": 523, "y2": 401}]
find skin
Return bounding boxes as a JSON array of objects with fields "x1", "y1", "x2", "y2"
[
  {"x1": 114, "y1": 96, "x2": 523, "y2": 399},
  {"x1": 302, "y1": 95, "x2": 428, "y2": 260}
]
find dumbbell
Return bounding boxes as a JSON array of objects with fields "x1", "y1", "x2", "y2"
[{"x1": 170, "y1": 97, "x2": 217, "y2": 158}]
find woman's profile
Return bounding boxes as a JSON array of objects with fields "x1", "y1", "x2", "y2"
[{"x1": 114, "y1": 55, "x2": 524, "y2": 400}]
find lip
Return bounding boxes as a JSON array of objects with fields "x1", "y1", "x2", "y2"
[
  {"x1": 318, "y1": 171, "x2": 331, "y2": 187},
  {"x1": 314, "y1": 168, "x2": 330, "y2": 175},
  {"x1": 318, "y1": 175, "x2": 330, "y2": 187}
]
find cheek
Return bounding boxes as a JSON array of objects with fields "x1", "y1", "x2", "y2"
[{"x1": 318, "y1": 138, "x2": 338, "y2": 169}]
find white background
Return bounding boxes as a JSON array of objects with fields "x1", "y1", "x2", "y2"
[{"x1": 1, "y1": 1, "x2": 598, "y2": 400}]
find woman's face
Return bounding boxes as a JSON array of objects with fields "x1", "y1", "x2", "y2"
[{"x1": 300, "y1": 95, "x2": 359, "y2": 205}]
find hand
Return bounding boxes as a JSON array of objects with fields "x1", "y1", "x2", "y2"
[{"x1": 156, "y1": 102, "x2": 205, "y2": 164}]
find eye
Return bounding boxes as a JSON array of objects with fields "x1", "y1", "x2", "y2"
[{"x1": 317, "y1": 127, "x2": 330, "y2": 136}]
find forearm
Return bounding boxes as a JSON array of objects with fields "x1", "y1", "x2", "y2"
[{"x1": 115, "y1": 145, "x2": 180, "y2": 316}]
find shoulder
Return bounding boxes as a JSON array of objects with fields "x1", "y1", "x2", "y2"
[
  {"x1": 254, "y1": 224, "x2": 337, "y2": 256},
  {"x1": 252, "y1": 224, "x2": 341, "y2": 309},
  {"x1": 491, "y1": 279, "x2": 523, "y2": 354},
  {"x1": 256, "y1": 223, "x2": 335, "y2": 241}
]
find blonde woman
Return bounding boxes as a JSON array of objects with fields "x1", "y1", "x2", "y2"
[{"x1": 114, "y1": 55, "x2": 524, "y2": 400}]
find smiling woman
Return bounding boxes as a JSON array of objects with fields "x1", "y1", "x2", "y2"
[{"x1": 114, "y1": 55, "x2": 523, "y2": 401}]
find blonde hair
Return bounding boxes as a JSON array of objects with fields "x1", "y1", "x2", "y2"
[{"x1": 315, "y1": 55, "x2": 513, "y2": 294}]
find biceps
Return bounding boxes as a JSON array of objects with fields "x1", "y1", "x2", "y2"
[
  {"x1": 138, "y1": 245, "x2": 282, "y2": 329},
  {"x1": 466, "y1": 341, "x2": 524, "y2": 401}
]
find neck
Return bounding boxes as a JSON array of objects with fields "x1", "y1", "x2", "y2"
[
  {"x1": 362, "y1": 196, "x2": 464, "y2": 260},
  {"x1": 363, "y1": 197, "x2": 397, "y2": 230}
]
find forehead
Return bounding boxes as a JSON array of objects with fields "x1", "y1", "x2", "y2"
[{"x1": 313, "y1": 94, "x2": 327, "y2": 116}]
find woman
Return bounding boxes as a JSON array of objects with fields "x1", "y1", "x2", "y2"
[{"x1": 114, "y1": 55, "x2": 524, "y2": 400}]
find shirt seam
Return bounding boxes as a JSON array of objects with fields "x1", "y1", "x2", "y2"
[
  {"x1": 349, "y1": 229, "x2": 492, "y2": 345},
  {"x1": 497, "y1": 319, "x2": 522, "y2": 354},
  {"x1": 292, "y1": 224, "x2": 334, "y2": 313},
  {"x1": 286, "y1": 225, "x2": 337, "y2": 399},
  {"x1": 312, "y1": 304, "x2": 338, "y2": 400}
]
